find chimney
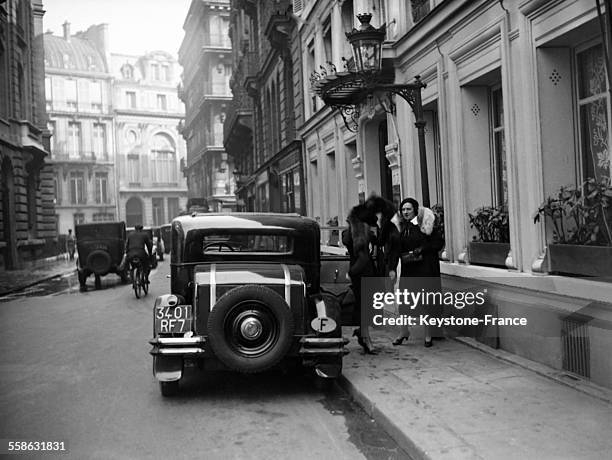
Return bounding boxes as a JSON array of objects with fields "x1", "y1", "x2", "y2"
[{"x1": 63, "y1": 21, "x2": 70, "y2": 41}]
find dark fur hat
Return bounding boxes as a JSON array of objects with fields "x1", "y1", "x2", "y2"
[{"x1": 364, "y1": 195, "x2": 397, "y2": 219}]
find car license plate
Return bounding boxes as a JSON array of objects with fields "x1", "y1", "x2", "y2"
[{"x1": 155, "y1": 305, "x2": 193, "y2": 334}]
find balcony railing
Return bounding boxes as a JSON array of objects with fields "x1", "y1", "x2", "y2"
[
  {"x1": 46, "y1": 101, "x2": 112, "y2": 114},
  {"x1": 51, "y1": 150, "x2": 104, "y2": 162}
]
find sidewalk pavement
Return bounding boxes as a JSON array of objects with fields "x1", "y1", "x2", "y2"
[
  {"x1": 339, "y1": 326, "x2": 612, "y2": 460},
  {"x1": 0, "y1": 254, "x2": 76, "y2": 296}
]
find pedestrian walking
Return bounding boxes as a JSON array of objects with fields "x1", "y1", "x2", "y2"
[
  {"x1": 342, "y1": 201, "x2": 379, "y2": 354},
  {"x1": 392, "y1": 197, "x2": 444, "y2": 347},
  {"x1": 66, "y1": 229, "x2": 76, "y2": 261}
]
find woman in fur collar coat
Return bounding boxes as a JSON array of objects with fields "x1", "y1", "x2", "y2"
[
  {"x1": 341, "y1": 195, "x2": 399, "y2": 354},
  {"x1": 393, "y1": 197, "x2": 444, "y2": 347}
]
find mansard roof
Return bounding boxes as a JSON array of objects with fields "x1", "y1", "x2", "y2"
[{"x1": 44, "y1": 33, "x2": 108, "y2": 73}]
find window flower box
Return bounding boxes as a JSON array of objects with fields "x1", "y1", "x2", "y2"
[
  {"x1": 468, "y1": 241, "x2": 510, "y2": 268},
  {"x1": 547, "y1": 244, "x2": 612, "y2": 278},
  {"x1": 468, "y1": 205, "x2": 510, "y2": 268},
  {"x1": 535, "y1": 178, "x2": 612, "y2": 278}
]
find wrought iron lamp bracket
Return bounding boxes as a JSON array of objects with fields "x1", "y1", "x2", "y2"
[{"x1": 325, "y1": 78, "x2": 426, "y2": 132}]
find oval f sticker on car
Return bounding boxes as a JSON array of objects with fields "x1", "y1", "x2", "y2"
[
  {"x1": 311, "y1": 316, "x2": 337, "y2": 333},
  {"x1": 311, "y1": 298, "x2": 337, "y2": 333}
]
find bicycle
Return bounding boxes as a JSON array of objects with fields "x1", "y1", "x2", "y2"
[{"x1": 130, "y1": 256, "x2": 149, "y2": 299}]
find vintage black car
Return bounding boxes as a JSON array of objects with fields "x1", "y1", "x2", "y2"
[
  {"x1": 76, "y1": 222, "x2": 129, "y2": 291},
  {"x1": 126, "y1": 227, "x2": 159, "y2": 269},
  {"x1": 160, "y1": 224, "x2": 172, "y2": 254},
  {"x1": 149, "y1": 213, "x2": 349, "y2": 396}
]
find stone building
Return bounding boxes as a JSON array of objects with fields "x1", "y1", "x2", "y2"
[
  {"x1": 111, "y1": 51, "x2": 187, "y2": 226},
  {"x1": 224, "y1": 0, "x2": 305, "y2": 215},
  {"x1": 299, "y1": 0, "x2": 612, "y2": 388},
  {"x1": 43, "y1": 22, "x2": 117, "y2": 234},
  {"x1": 179, "y1": 0, "x2": 235, "y2": 212},
  {"x1": 0, "y1": 0, "x2": 57, "y2": 269}
]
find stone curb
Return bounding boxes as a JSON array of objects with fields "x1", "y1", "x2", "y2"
[
  {"x1": 0, "y1": 268, "x2": 76, "y2": 297},
  {"x1": 337, "y1": 374, "x2": 431, "y2": 460}
]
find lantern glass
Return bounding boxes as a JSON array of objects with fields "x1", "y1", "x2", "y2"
[{"x1": 352, "y1": 38, "x2": 382, "y2": 73}]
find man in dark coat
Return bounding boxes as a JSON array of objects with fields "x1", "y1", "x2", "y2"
[{"x1": 125, "y1": 224, "x2": 153, "y2": 283}]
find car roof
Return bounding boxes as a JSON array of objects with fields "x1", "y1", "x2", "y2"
[{"x1": 172, "y1": 213, "x2": 316, "y2": 234}]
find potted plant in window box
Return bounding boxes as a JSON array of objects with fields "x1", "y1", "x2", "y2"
[
  {"x1": 468, "y1": 204, "x2": 510, "y2": 267},
  {"x1": 534, "y1": 177, "x2": 612, "y2": 278}
]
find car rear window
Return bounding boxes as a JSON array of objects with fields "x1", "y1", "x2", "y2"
[{"x1": 198, "y1": 234, "x2": 292, "y2": 254}]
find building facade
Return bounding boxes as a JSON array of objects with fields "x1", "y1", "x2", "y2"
[
  {"x1": 296, "y1": 0, "x2": 612, "y2": 388},
  {"x1": 111, "y1": 51, "x2": 187, "y2": 227},
  {"x1": 179, "y1": 0, "x2": 235, "y2": 212},
  {"x1": 224, "y1": 0, "x2": 306, "y2": 216},
  {"x1": 44, "y1": 22, "x2": 117, "y2": 234},
  {"x1": 0, "y1": 0, "x2": 57, "y2": 270}
]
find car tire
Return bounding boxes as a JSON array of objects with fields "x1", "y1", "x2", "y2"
[
  {"x1": 87, "y1": 250, "x2": 112, "y2": 275},
  {"x1": 160, "y1": 381, "x2": 179, "y2": 397},
  {"x1": 207, "y1": 285, "x2": 294, "y2": 374}
]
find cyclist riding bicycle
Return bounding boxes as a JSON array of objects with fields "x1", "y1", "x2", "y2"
[{"x1": 125, "y1": 224, "x2": 153, "y2": 284}]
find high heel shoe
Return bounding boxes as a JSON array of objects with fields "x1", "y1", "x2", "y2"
[
  {"x1": 353, "y1": 329, "x2": 377, "y2": 354},
  {"x1": 392, "y1": 335, "x2": 410, "y2": 346}
]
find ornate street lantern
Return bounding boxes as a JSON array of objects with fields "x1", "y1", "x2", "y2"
[{"x1": 345, "y1": 14, "x2": 386, "y2": 74}]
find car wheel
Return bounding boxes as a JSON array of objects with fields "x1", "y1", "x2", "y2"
[
  {"x1": 87, "y1": 250, "x2": 112, "y2": 276},
  {"x1": 207, "y1": 285, "x2": 294, "y2": 374},
  {"x1": 160, "y1": 381, "x2": 179, "y2": 397}
]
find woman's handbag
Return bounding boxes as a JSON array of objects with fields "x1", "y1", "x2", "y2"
[{"x1": 400, "y1": 250, "x2": 423, "y2": 264}]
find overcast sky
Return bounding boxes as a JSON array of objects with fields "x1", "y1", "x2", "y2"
[{"x1": 43, "y1": 0, "x2": 192, "y2": 57}]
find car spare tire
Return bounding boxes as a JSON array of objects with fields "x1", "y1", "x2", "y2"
[
  {"x1": 207, "y1": 285, "x2": 294, "y2": 374},
  {"x1": 86, "y1": 250, "x2": 112, "y2": 275}
]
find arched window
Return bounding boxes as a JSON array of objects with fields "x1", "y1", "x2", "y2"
[
  {"x1": 125, "y1": 197, "x2": 143, "y2": 227},
  {"x1": 150, "y1": 133, "x2": 177, "y2": 184}
]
